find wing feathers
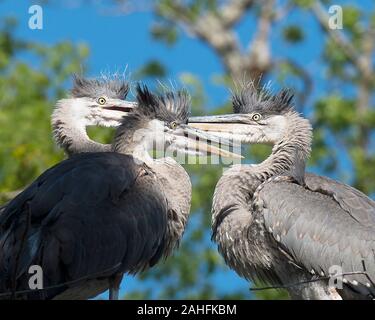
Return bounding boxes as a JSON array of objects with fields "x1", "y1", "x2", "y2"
[{"x1": 258, "y1": 177, "x2": 375, "y2": 297}]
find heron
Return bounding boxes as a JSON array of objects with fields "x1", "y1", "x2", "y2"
[
  {"x1": 0, "y1": 75, "x2": 136, "y2": 219},
  {"x1": 0, "y1": 84, "x2": 238, "y2": 300},
  {"x1": 52, "y1": 75, "x2": 136, "y2": 156},
  {"x1": 189, "y1": 84, "x2": 375, "y2": 300}
]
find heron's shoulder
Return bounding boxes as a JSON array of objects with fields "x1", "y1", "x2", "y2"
[
  {"x1": 48, "y1": 152, "x2": 148, "y2": 178},
  {"x1": 258, "y1": 175, "x2": 375, "y2": 229},
  {"x1": 258, "y1": 177, "x2": 339, "y2": 208},
  {"x1": 67, "y1": 152, "x2": 138, "y2": 165},
  {"x1": 4, "y1": 153, "x2": 143, "y2": 210},
  {"x1": 154, "y1": 158, "x2": 190, "y2": 180},
  {"x1": 304, "y1": 173, "x2": 375, "y2": 227},
  {"x1": 305, "y1": 172, "x2": 374, "y2": 203}
]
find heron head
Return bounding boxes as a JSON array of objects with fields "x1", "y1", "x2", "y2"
[
  {"x1": 54, "y1": 75, "x2": 135, "y2": 128},
  {"x1": 189, "y1": 85, "x2": 311, "y2": 148},
  {"x1": 113, "y1": 84, "x2": 241, "y2": 160}
]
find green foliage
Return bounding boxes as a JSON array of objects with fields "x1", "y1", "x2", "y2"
[
  {"x1": 315, "y1": 6, "x2": 375, "y2": 194},
  {"x1": 156, "y1": 0, "x2": 219, "y2": 23},
  {"x1": 282, "y1": 25, "x2": 304, "y2": 43},
  {"x1": 315, "y1": 95, "x2": 356, "y2": 132},
  {"x1": 133, "y1": 60, "x2": 167, "y2": 79},
  {"x1": 291, "y1": 0, "x2": 314, "y2": 9},
  {"x1": 0, "y1": 20, "x2": 89, "y2": 196},
  {"x1": 342, "y1": 5, "x2": 362, "y2": 36},
  {"x1": 151, "y1": 23, "x2": 179, "y2": 46},
  {"x1": 323, "y1": 41, "x2": 350, "y2": 77}
]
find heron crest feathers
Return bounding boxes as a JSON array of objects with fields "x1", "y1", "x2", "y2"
[
  {"x1": 232, "y1": 83, "x2": 294, "y2": 115},
  {"x1": 72, "y1": 74, "x2": 130, "y2": 100},
  {"x1": 135, "y1": 84, "x2": 190, "y2": 124}
]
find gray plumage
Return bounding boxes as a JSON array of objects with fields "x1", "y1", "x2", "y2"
[
  {"x1": 207, "y1": 85, "x2": 375, "y2": 299},
  {"x1": 0, "y1": 85, "x2": 194, "y2": 300}
]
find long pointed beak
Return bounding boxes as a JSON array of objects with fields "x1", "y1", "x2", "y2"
[
  {"x1": 103, "y1": 101, "x2": 137, "y2": 113},
  {"x1": 189, "y1": 139, "x2": 243, "y2": 159},
  {"x1": 173, "y1": 124, "x2": 243, "y2": 159},
  {"x1": 180, "y1": 125, "x2": 240, "y2": 148},
  {"x1": 188, "y1": 115, "x2": 251, "y2": 132},
  {"x1": 189, "y1": 115, "x2": 250, "y2": 124}
]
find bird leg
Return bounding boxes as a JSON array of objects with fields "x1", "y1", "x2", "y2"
[{"x1": 108, "y1": 273, "x2": 123, "y2": 300}]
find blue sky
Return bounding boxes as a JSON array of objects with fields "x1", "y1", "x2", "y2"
[
  {"x1": 0, "y1": 0, "x2": 373, "y2": 299},
  {"x1": 1, "y1": 0, "x2": 331, "y2": 107},
  {"x1": 2, "y1": 0, "x2": 372, "y2": 108}
]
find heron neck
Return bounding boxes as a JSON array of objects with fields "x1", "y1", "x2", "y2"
[
  {"x1": 211, "y1": 112, "x2": 312, "y2": 234},
  {"x1": 153, "y1": 158, "x2": 192, "y2": 258},
  {"x1": 111, "y1": 124, "x2": 154, "y2": 165},
  {"x1": 112, "y1": 119, "x2": 191, "y2": 257},
  {"x1": 52, "y1": 102, "x2": 109, "y2": 156}
]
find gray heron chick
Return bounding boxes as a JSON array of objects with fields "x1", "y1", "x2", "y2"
[
  {"x1": 52, "y1": 75, "x2": 136, "y2": 156},
  {"x1": 0, "y1": 85, "x2": 238, "y2": 300},
  {"x1": 189, "y1": 85, "x2": 375, "y2": 300}
]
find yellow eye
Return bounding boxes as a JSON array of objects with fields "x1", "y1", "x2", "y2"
[
  {"x1": 97, "y1": 97, "x2": 106, "y2": 105},
  {"x1": 170, "y1": 121, "x2": 178, "y2": 129},
  {"x1": 252, "y1": 113, "x2": 261, "y2": 121}
]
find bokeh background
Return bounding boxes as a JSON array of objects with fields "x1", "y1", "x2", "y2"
[{"x1": 0, "y1": 0, "x2": 374, "y2": 299}]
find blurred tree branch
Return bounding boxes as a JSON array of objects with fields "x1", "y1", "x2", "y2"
[
  {"x1": 310, "y1": 1, "x2": 375, "y2": 191},
  {"x1": 246, "y1": 0, "x2": 273, "y2": 81},
  {"x1": 273, "y1": 58, "x2": 313, "y2": 111},
  {"x1": 155, "y1": 0, "x2": 273, "y2": 82},
  {"x1": 312, "y1": 2, "x2": 375, "y2": 149},
  {"x1": 311, "y1": 1, "x2": 374, "y2": 83}
]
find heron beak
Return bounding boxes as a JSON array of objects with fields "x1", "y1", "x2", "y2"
[
  {"x1": 98, "y1": 101, "x2": 137, "y2": 127},
  {"x1": 103, "y1": 101, "x2": 137, "y2": 113},
  {"x1": 188, "y1": 114, "x2": 253, "y2": 143},
  {"x1": 181, "y1": 125, "x2": 240, "y2": 148},
  {"x1": 173, "y1": 124, "x2": 243, "y2": 159}
]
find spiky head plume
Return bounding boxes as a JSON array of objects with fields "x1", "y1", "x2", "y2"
[
  {"x1": 134, "y1": 84, "x2": 190, "y2": 124},
  {"x1": 71, "y1": 74, "x2": 130, "y2": 100},
  {"x1": 113, "y1": 84, "x2": 191, "y2": 154},
  {"x1": 232, "y1": 83, "x2": 294, "y2": 115}
]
